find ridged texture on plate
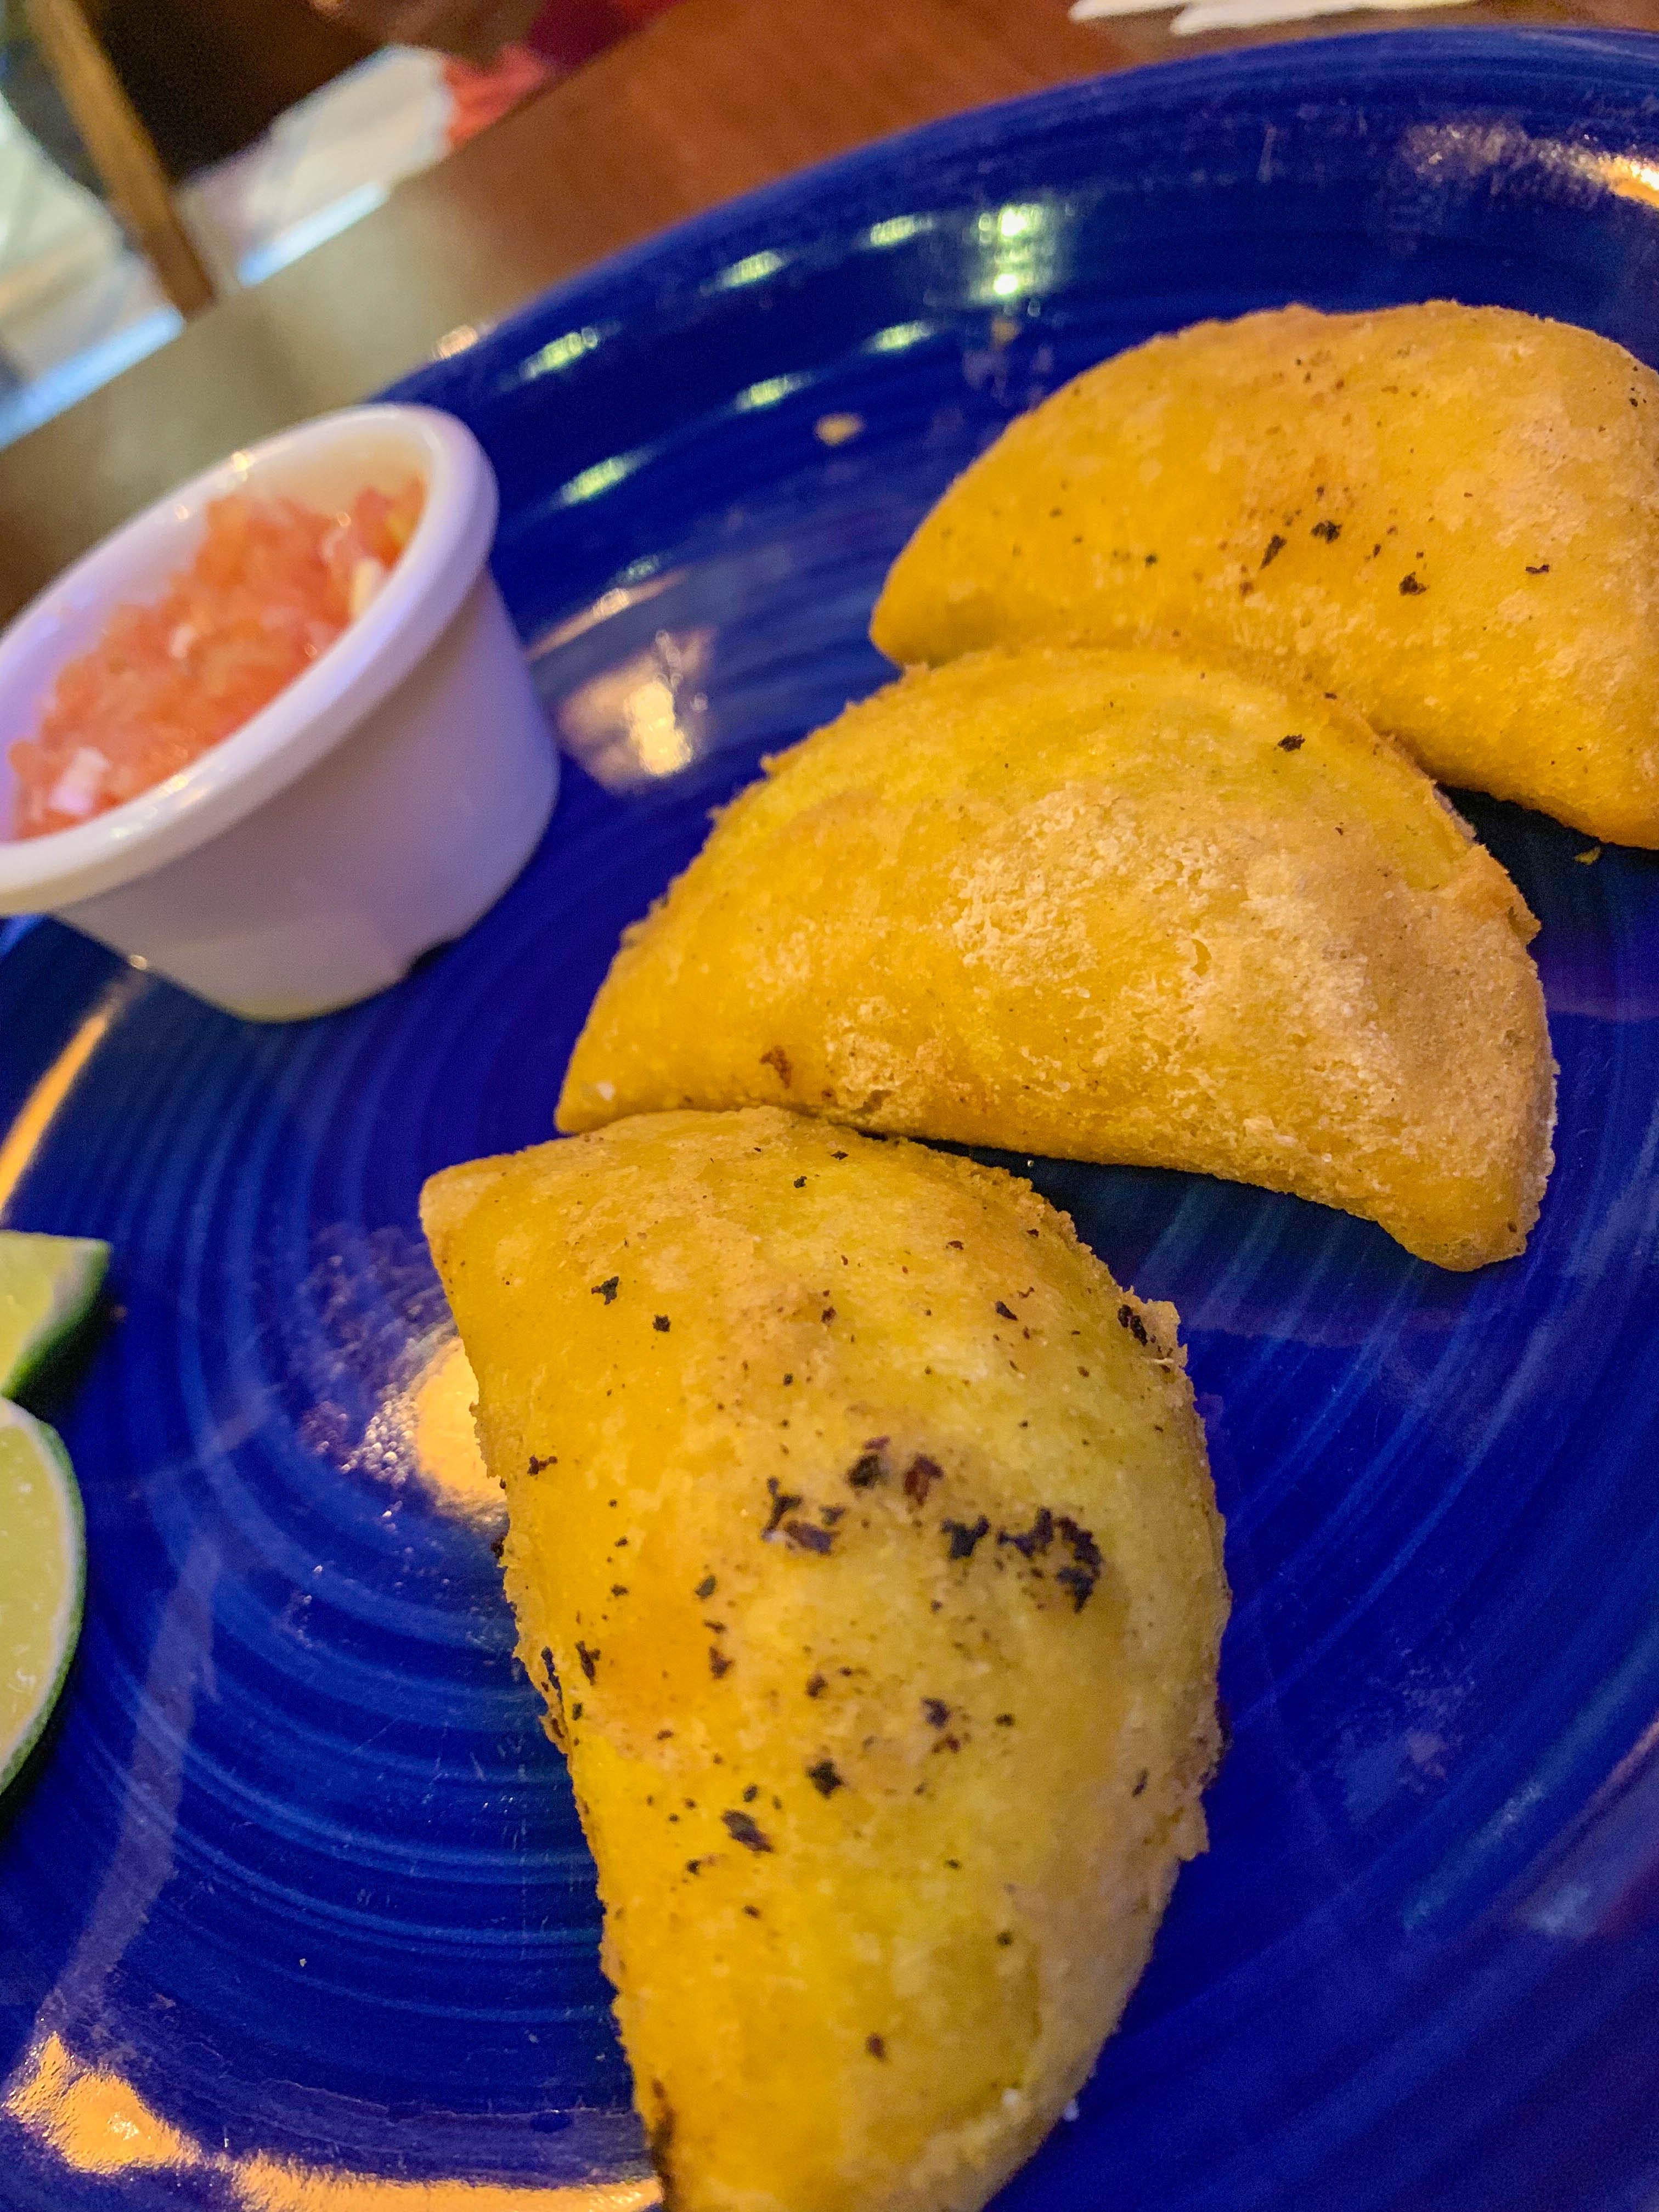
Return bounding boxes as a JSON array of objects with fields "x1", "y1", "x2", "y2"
[
  {"x1": 557, "y1": 647, "x2": 1555, "y2": 1269},
  {"x1": 422, "y1": 1107, "x2": 1227, "y2": 2212},
  {"x1": 870, "y1": 301, "x2": 1659, "y2": 847},
  {"x1": 12, "y1": 37, "x2": 1659, "y2": 2212}
]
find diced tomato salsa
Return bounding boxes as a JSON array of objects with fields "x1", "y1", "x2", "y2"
[{"x1": 6, "y1": 477, "x2": 424, "y2": 839}]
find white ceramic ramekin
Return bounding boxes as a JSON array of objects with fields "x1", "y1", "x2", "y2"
[{"x1": 0, "y1": 404, "x2": 557, "y2": 1019}]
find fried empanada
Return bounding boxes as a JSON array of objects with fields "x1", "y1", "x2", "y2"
[
  {"x1": 871, "y1": 301, "x2": 1659, "y2": 846},
  {"x1": 557, "y1": 646, "x2": 1554, "y2": 1269},
  {"x1": 421, "y1": 1108, "x2": 1227, "y2": 2212}
]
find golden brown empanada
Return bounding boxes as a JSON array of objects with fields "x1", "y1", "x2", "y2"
[
  {"x1": 422, "y1": 1107, "x2": 1227, "y2": 2212},
  {"x1": 558, "y1": 646, "x2": 1554, "y2": 1269},
  {"x1": 872, "y1": 301, "x2": 1659, "y2": 845}
]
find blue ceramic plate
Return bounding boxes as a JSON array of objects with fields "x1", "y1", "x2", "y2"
[{"x1": 5, "y1": 29, "x2": 1659, "y2": 2210}]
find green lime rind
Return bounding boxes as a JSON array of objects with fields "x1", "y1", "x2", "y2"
[
  {"x1": 0, "y1": 1231, "x2": 110, "y2": 1400},
  {"x1": 0, "y1": 1397, "x2": 84, "y2": 1797}
]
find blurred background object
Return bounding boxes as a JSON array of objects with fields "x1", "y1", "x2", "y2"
[
  {"x1": 21, "y1": 0, "x2": 217, "y2": 315},
  {"x1": 0, "y1": 0, "x2": 641, "y2": 453}
]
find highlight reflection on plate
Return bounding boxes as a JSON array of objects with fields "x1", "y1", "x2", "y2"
[{"x1": 4, "y1": 31, "x2": 1659, "y2": 2212}]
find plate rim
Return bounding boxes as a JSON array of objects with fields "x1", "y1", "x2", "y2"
[{"x1": 391, "y1": 23, "x2": 1659, "y2": 422}]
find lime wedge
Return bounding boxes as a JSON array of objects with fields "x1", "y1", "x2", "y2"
[
  {"x1": 0, "y1": 1397, "x2": 84, "y2": 1793},
  {"x1": 0, "y1": 1231, "x2": 109, "y2": 1399}
]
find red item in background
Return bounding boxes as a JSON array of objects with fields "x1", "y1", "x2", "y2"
[
  {"x1": 523, "y1": 0, "x2": 680, "y2": 67},
  {"x1": 442, "y1": 0, "x2": 680, "y2": 147},
  {"x1": 442, "y1": 43, "x2": 554, "y2": 145}
]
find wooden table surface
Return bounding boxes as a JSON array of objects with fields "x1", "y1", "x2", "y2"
[{"x1": 0, "y1": 0, "x2": 1652, "y2": 622}]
